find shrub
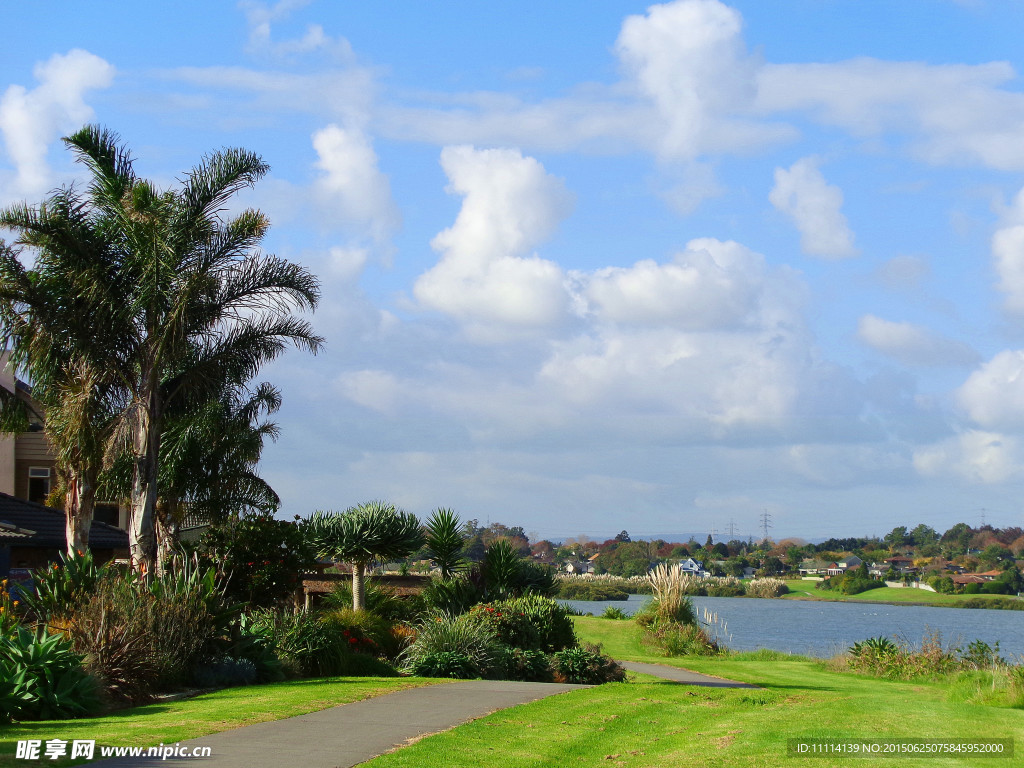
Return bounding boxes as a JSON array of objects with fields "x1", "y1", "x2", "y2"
[
  {"x1": 410, "y1": 651, "x2": 478, "y2": 679},
  {"x1": 325, "y1": 579, "x2": 422, "y2": 623},
  {"x1": 554, "y1": 580, "x2": 629, "y2": 601},
  {"x1": 846, "y1": 632, "x2": 962, "y2": 680},
  {"x1": 471, "y1": 594, "x2": 577, "y2": 652},
  {"x1": 641, "y1": 621, "x2": 720, "y2": 657},
  {"x1": 190, "y1": 656, "x2": 258, "y2": 688},
  {"x1": 1, "y1": 578, "x2": 22, "y2": 637},
  {"x1": 321, "y1": 608, "x2": 401, "y2": 660},
  {"x1": 421, "y1": 576, "x2": 481, "y2": 615},
  {"x1": 646, "y1": 564, "x2": 698, "y2": 624},
  {"x1": 601, "y1": 606, "x2": 629, "y2": 620},
  {"x1": 0, "y1": 627, "x2": 100, "y2": 720},
  {"x1": 494, "y1": 647, "x2": 553, "y2": 682},
  {"x1": 197, "y1": 513, "x2": 316, "y2": 608},
  {"x1": 550, "y1": 645, "x2": 626, "y2": 684},
  {"x1": 744, "y1": 578, "x2": 788, "y2": 598},
  {"x1": 705, "y1": 576, "x2": 744, "y2": 597},
  {"x1": 245, "y1": 609, "x2": 348, "y2": 677},
  {"x1": 400, "y1": 612, "x2": 501, "y2": 678},
  {"x1": 20, "y1": 550, "x2": 106, "y2": 623}
]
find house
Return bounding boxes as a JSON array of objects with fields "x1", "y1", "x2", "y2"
[
  {"x1": 824, "y1": 555, "x2": 862, "y2": 576},
  {"x1": 798, "y1": 559, "x2": 828, "y2": 576},
  {"x1": 565, "y1": 560, "x2": 593, "y2": 575},
  {"x1": 883, "y1": 556, "x2": 915, "y2": 573},
  {"x1": 0, "y1": 492, "x2": 129, "y2": 579},
  {"x1": 679, "y1": 558, "x2": 708, "y2": 578},
  {"x1": 0, "y1": 354, "x2": 127, "y2": 530}
]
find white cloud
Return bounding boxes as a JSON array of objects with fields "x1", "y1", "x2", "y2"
[
  {"x1": 240, "y1": 0, "x2": 354, "y2": 61},
  {"x1": 582, "y1": 238, "x2": 796, "y2": 330},
  {"x1": 0, "y1": 50, "x2": 114, "y2": 200},
  {"x1": 614, "y1": 0, "x2": 789, "y2": 160},
  {"x1": 958, "y1": 350, "x2": 1024, "y2": 430},
  {"x1": 857, "y1": 315, "x2": 978, "y2": 367},
  {"x1": 913, "y1": 430, "x2": 1022, "y2": 484},
  {"x1": 769, "y1": 157, "x2": 856, "y2": 259},
  {"x1": 874, "y1": 254, "x2": 931, "y2": 291},
  {"x1": 992, "y1": 188, "x2": 1024, "y2": 313},
  {"x1": 758, "y1": 59, "x2": 1024, "y2": 170},
  {"x1": 312, "y1": 123, "x2": 399, "y2": 244},
  {"x1": 413, "y1": 146, "x2": 574, "y2": 335}
]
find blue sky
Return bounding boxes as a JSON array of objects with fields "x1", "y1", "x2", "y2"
[{"x1": 5, "y1": 0, "x2": 1024, "y2": 541}]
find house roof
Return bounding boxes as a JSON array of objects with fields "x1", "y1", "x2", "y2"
[{"x1": 0, "y1": 492, "x2": 128, "y2": 550}]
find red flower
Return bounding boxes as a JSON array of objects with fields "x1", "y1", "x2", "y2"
[{"x1": 349, "y1": 637, "x2": 358, "y2": 644}]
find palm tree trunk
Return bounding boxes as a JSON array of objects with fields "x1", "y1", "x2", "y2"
[
  {"x1": 155, "y1": 498, "x2": 180, "y2": 576},
  {"x1": 352, "y1": 561, "x2": 367, "y2": 611},
  {"x1": 63, "y1": 469, "x2": 96, "y2": 556},
  {"x1": 129, "y1": 384, "x2": 161, "y2": 571}
]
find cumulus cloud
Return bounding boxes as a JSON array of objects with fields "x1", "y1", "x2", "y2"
[
  {"x1": 769, "y1": 158, "x2": 856, "y2": 259},
  {"x1": 312, "y1": 123, "x2": 399, "y2": 244},
  {"x1": 857, "y1": 315, "x2": 978, "y2": 367},
  {"x1": 913, "y1": 430, "x2": 1022, "y2": 484},
  {"x1": 0, "y1": 50, "x2": 114, "y2": 200},
  {"x1": 413, "y1": 146, "x2": 574, "y2": 334},
  {"x1": 958, "y1": 350, "x2": 1024, "y2": 430},
  {"x1": 583, "y1": 238, "x2": 797, "y2": 329}
]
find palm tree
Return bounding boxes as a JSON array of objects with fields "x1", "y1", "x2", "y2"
[
  {"x1": 0, "y1": 197, "x2": 128, "y2": 554},
  {"x1": 59, "y1": 125, "x2": 323, "y2": 569},
  {"x1": 153, "y1": 380, "x2": 283, "y2": 566},
  {"x1": 0, "y1": 126, "x2": 322, "y2": 569},
  {"x1": 304, "y1": 502, "x2": 425, "y2": 610},
  {"x1": 425, "y1": 507, "x2": 468, "y2": 578}
]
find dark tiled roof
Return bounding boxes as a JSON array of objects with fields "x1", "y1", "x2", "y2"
[{"x1": 0, "y1": 492, "x2": 128, "y2": 550}]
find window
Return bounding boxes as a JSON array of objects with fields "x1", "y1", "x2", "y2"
[{"x1": 28, "y1": 467, "x2": 50, "y2": 505}]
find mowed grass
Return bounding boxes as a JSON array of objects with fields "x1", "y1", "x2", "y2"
[
  {"x1": 781, "y1": 580, "x2": 1022, "y2": 607},
  {"x1": 363, "y1": 617, "x2": 1024, "y2": 768},
  {"x1": 0, "y1": 676, "x2": 446, "y2": 768}
]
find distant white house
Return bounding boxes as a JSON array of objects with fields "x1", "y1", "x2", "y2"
[
  {"x1": 565, "y1": 560, "x2": 593, "y2": 575},
  {"x1": 678, "y1": 558, "x2": 709, "y2": 578}
]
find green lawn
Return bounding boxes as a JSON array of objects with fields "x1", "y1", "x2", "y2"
[
  {"x1": 782, "y1": 580, "x2": 1022, "y2": 607},
  {"x1": 0, "y1": 676, "x2": 446, "y2": 767},
  {"x1": 363, "y1": 617, "x2": 1024, "y2": 768}
]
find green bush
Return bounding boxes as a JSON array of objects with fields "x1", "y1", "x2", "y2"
[
  {"x1": 641, "y1": 620, "x2": 720, "y2": 657},
  {"x1": 0, "y1": 627, "x2": 100, "y2": 720},
  {"x1": 325, "y1": 579, "x2": 423, "y2": 623},
  {"x1": 421, "y1": 576, "x2": 481, "y2": 615},
  {"x1": 601, "y1": 606, "x2": 629, "y2": 620},
  {"x1": 410, "y1": 651, "x2": 479, "y2": 679},
  {"x1": 494, "y1": 647, "x2": 553, "y2": 682},
  {"x1": 471, "y1": 594, "x2": 577, "y2": 652},
  {"x1": 197, "y1": 513, "x2": 316, "y2": 608},
  {"x1": 550, "y1": 645, "x2": 625, "y2": 684},
  {"x1": 245, "y1": 609, "x2": 347, "y2": 677},
  {"x1": 705, "y1": 578, "x2": 744, "y2": 597},
  {"x1": 20, "y1": 550, "x2": 106, "y2": 623},
  {"x1": 400, "y1": 612, "x2": 501, "y2": 678},
  {"x1": 190, "y1": 656, "x2": 258, "y2": 688},
  {"x1": 554, "y1": 581, "x2": 629, "y2": 601},
  {"x1": 321, "y1": 608, "x2": 402, "y2": 660}
]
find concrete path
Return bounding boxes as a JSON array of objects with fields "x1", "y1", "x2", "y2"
[
  {"x1": 617, "y1": 660, "x2": 760, "y2": 688},
  {"x1": 90, "y1": 662, "x2": 756, "y2": 766},
  {"x1": 89, "y1": 680, "x2": 587, "y2": 767}
]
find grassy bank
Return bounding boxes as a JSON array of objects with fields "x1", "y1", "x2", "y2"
[
  {"x1": 363, "y1": 617, "x2": 1024, "y2": 768},
  {"x1": 0, "y1": 677, "x2": 444, "y2": 768},
  {"x1": 782, "y1": 580, "x2": 1024, "y2": 608}
]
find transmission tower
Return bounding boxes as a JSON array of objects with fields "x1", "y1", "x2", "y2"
[
  {"x1": 727, "y1": 518, "x2": 737, "y2": 538},
  {"x1": 760, "y1": 509, "x2": 773, "y2": 542}
]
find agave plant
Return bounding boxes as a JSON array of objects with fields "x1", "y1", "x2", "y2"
[{"x1": 425, "y1": 508, "x2": 467, "y2": 578}]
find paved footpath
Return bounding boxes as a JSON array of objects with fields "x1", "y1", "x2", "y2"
[{"x1": 91, "y1": 664, "x2": 754, "y2": 767}]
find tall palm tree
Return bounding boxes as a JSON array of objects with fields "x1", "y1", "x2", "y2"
[
  {"x1": 63, "y1": 125, "x2": 322, "y2": 569},
  {"x1": 0, "y1": 195, "x2": 128, "y2": 554},
  {"x1": 0, "y1": 125, "x2": 323, "y2": 568}
]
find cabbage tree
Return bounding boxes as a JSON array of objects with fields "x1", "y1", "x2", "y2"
[{"x1": 304, "y1": 502, "x2": 424, "y2": 610}]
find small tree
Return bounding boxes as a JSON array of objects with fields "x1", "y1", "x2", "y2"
[
  {"x1": 303, "y1": 501, "x2": 424, "y2": 611},
  {"x1": 425, "y1": 508, "x2": 467, "y2": 578}
]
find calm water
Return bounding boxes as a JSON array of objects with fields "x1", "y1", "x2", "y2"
[{"x1": 562, "y1": 595, "x2": 1024, "y2": 658}]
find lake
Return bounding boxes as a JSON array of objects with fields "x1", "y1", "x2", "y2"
[{"x1": 561, "y1": 595, "x2": 1024, "y2": 658}]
